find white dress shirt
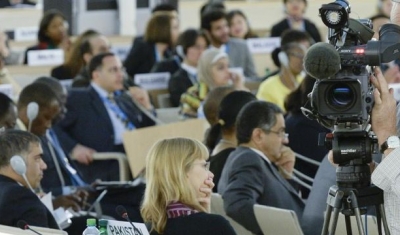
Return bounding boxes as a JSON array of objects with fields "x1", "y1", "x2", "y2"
[{"x1": 371, "y1": 147, "x2": 400, "y2": 234}]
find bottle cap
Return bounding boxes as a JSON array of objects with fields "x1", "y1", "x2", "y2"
[
  {"x1": 86, "y1": 218, "x2": 97, "y2": 226},
  {"x1": 99, "y1": 219, "x2": 108, "y2": 226}
]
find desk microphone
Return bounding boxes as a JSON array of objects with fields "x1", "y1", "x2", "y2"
[
  {"x1": 17, "y1": 220, "x2": 43, "y2": 235},
  {"x1": 115, "y1": 205, "x2": 141, "y2": 234}
]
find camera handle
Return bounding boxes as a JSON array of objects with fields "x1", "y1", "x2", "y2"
[{"x1": 321, "y1": 185, "x2": 390, "y2": 235}]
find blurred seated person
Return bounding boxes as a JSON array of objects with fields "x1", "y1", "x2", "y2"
[
  {"x1": 284, "y1": 76, "x2": 329, "y2": 198},
  {"x1": 34, "y1": 76, "x2": 146, "y2": 222},
  {"x1": 203, "y1": 86, "x2": 234, "y2": 126},
  {"x1": 24, "y1": 9, "x2": 70, "y2": 64},
  {"x1": 0, "y1": 93, "x2": 16, "y2": 129},
  {"x1": 168, "y1": 29, "x2": 209, "y2": 107},
  {"x1": 54, "y1": 53, "x2": 156, "y2": 182},
  {"x1": 0, "y1": 0, "x2": 36, "y2": 8},
  {"x1": 180, "y1": 48, "x2": 247, "y2": 118},
  {"x1": 124, "y1": 12, "x2": 179, "y2": 79},
  {"x1": 257, "y1": 30, "x2": 311, "y2": 112},
  {"x1": 201, "y1": 10, "x2": 258, "y2": 79},
  {"x1": 0, "y1": 32, "x2": 20, "y2": 65},
  {"x1": 227, "y1": 10, "x2": 258, "y2": 40},
  {"x1": 370, "y1": 14, "x2": 400, "y2": 83},
  {"x1": 51, "y1": 29, "x2": 100, "y2": 80},
  {"x1": 71, "y1": 33, "x2": 111, "y2": 87},
  {"x1": 218, "y1": 101, "x2": 304, "y2": 234},
  {"x1": 270, "y1": 0, "x2": 321, "y2": 43},
  {"x1": 0, "y1": 130, "x2": 59, "y2": 229},
  {"x1": 205, "y1": 91, "x2": 256, "y2": 192},
  {"x1": 141, "y1": 137, "x2": 236, "y2": 235}
]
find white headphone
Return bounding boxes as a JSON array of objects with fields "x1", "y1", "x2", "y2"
[
  {"x1": 10, "y1": 155, "x2": 34, "y2": 193},
  {"x1": 278, "y1": 51, "x2": 289, "y2": 68}
]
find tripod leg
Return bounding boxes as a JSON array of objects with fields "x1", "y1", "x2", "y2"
[
  {"x1": 375, "y1": 205, "x2": 382, "y2": 235},
  {"x1": 379, "y1": 204, "x2": 391, "y2": 235},
  {"x1": 344, "y1": 215, "x2": 353, "y2": 235},
  {"x1": 329, "y1": 207, "x2": 341, "y2": 235},
  {"x1": 322, "y1": 204, "x2": 333, "y2": 235},
  {"x1": 353, "y1": 207, "x2": 365, "y2": 235}
]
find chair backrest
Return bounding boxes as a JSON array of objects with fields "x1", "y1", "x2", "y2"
[
  {"x1": 210, "y1": 193, "x2": 253, "y2": 235},
  {"x1": 123, "y1": 119, "x2": 209, "y2": 178},
  {"x1": 253, "y1": 204, "x2": 304, "y2": 235}
]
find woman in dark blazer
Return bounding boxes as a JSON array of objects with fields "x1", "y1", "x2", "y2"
[
  {"x1": 168, "y1": 29, "x2": 209, "y2": 107},
  {"x1": 270, "y1": 0, "x2": 321, "y2": 43},
  {"x1": 123, "y1": 12, "x2": 179, "y2": 78}
]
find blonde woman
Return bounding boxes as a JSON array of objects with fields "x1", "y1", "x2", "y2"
[{"x1": 141, "y1": 138, "x2": 236, "y2": 235}]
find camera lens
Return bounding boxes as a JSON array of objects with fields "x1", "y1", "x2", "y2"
[{"x1": 327, "y1": 84, "x2": 355, "y2": 110}]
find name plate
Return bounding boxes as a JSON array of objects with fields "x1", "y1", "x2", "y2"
[
  {"x1": 247, "y1": 37, "x2": 281, "y2": 54},
  {"x1": 134, "y1": 72, "x2": 170, "y2": 90},
  {"x1": 107, "y1": 220, "x2": 149, "y2": 235},
  {"x1": 0, "y1": 84, "x2": 13, "y2": 98},
  {"x1": 111, "y1": 45, "x2": 131, "y2": 61},
  {"x1": 27, "y1": 49, "x2": 64, "y2": 66},
  {"x1": 14, "y1": 27, "x2": 38, "y2": 41}
]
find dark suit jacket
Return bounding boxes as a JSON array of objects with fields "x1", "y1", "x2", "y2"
[
  {"x1": 150, "y1": 55, "x2": 182, "y2": 75},
  {"x1": 270, "y1": 18, "x2": 322, "y2": 43},
  {"x1": 54, "y1": 86, "x2": 156, "y2": 182},
  {"x1": 51, "y1": 65, "x2": 75, "y2": 80},
  {"x1": 210, "y1": 147, "x2": 235, "y2": 193},
  {"x1": 168, "y1": 68, "x2": 195, "y2": 107},
  {"x1": 0, "y1": 175, "x2": 59, "y2": 229},
  {"x1": 218, "y1": 146, "x2": 305, "y2": 235},
  {"x1": 123, "y1": 37, "x2": 173, "y2": 78}
]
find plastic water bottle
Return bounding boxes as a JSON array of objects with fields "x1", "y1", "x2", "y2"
[
  {"x1": 82, "y1": 218, "x2": 100, "y2": 235},
  {"x1": 98, "y1": 219, "x2": 108, "y2": 235}
]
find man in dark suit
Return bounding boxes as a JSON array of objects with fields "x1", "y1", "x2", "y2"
[
  {"x1": 218, "y1": 101, "x2": 304, "y2": 235},
  {"x1": 201, "y1": 10, "x2": 258, "y2": 79},
  {"x1": 0, "y1": 130, "x2": 59, "y2": 230},
  {"x1": 55, "y1": 52, "x2": 156, "y2": 182}
]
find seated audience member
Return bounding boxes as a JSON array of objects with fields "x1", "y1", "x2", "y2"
[
  {"x1": 51, "y1": 29, "x2": 100, "y2": 80},
  {"x1": 55, "y1": 52, "x2": 156, "y2": 182},
  {"x1": 0, "y1": 93, "x2": 16, "y2": 129},
  {"x1": 34, "y1": 76, "x2": 145, "y2": 222},
  {"x1": 203, "y1": 86, "x2": 235, "y2": 126},
  {"x1": 180, "y1": 48, "x2": 247, "y2": 118},
  {"x1": 124, "y1": 12, "x2": 179, "y2": 78},
  {"x1": 201, "y1": 10, "x2": 257, "y2": 78},
  {"x1": 271, "y1": 0, "x2": 321, "y2": 43},
  {"x1": 257, "y1": 30, "x2": 311, "y2": 112},
  {"x1": 24, "y1": 9, "x2": 70, "y2": 64},
  {"x1": 0, "y1": 0, "x2": 35, "y2": 8},
  {"x1": 206, "y1": 91, "x2": 256, "y2": 192},
  {"x1": 218, "y1": 101, "x2": 304, "y2": 235},
  {"x1": 71, "y1": 33, "x2": 111, "y2": 87},
  {"x1": 0, "y1": 129, "x2": 59, "y2": 229},
  {"x1": 0, "y1": 32, "x2": 20, "y2": 65},
  {"x1": 200, "y1": 2, "x2": 226, "y2": 17},
  {"x1": 141, "y1": 137, "x2": 236, "y2": 235},
  {"x1": 284, "y1": 76, "x2": 329, "y2": 198},
  {"x1": 227, "y1": 10, "x2": 258, "y2": 40},
  {"x1": 168, "y1": 29, "x2": 209, "y2": 107}
]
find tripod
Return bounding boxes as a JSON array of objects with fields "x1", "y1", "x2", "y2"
[{"x1": 321, "y1": 184, "x2": 390, "y2": 235}]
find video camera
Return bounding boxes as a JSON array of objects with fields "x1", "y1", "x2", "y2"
[{"x1": 302, "y1": 0, "x2": 400, "y2": 188}]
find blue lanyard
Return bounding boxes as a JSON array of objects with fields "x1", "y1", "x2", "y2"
[{"x1": 101, "y1": 94, "x2": 135, "y2": 130}]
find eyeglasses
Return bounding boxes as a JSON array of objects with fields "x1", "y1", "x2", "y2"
[
  {"x1": 263, "y1": 129, "x2": 289, "y2": 139},
  {"x1": 287, "y1": 52, "x2": 305, "y2": 59},
  {"x1": 193, "y1": 161, "x2": 210, "y2": 171}
]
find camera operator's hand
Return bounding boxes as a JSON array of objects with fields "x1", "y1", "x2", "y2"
[
  {"x1": 275, "y1": 146, "x2": 295, "y2": 179},
  {"x1": 371, "y1": 67, "x2": 397, "y2": 155},
  {"x1": 391, "y1": 1, "x2": 400, "y2": 25}
]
